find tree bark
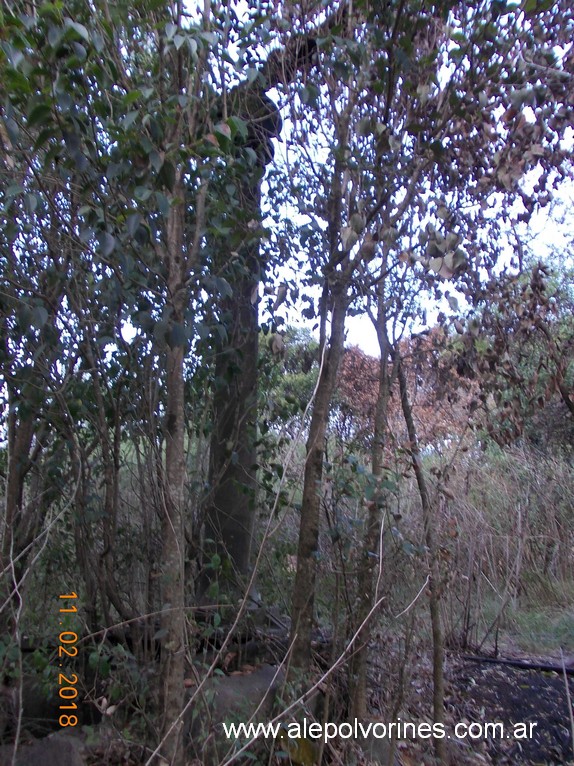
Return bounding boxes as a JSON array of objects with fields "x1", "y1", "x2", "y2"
[
  {"x1": 158, "y1": 178, "x2": 187, "y2": 766},
  {"x1": 349, "y1": 294, "x2": 395, "y2": 720},
  {"x1": 290, "y1": 283, "x2": 349, "y2": 672},
  {"x1": 289, "y1": 91, "x2": 356, "y2": 675},
  {"x1": 201, "y1": 91, "x2": 282, "y2": 599},
  {"x1": 202, "y1": 239, "x2": 260, "y2": 596},
  {"x1": 397, "y1": 356, "x2": 446, "y2": 765},
  {"x1": 1, "y1": 405, "x2": 34, "y2": 631}
]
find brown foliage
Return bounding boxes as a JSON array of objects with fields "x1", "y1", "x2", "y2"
[
  {"x1": 447, "y1": 264, "x2": 574, "y2": 448},
  {"x1": 336, "y1": 334, "x2": 476, "y2": 455}
]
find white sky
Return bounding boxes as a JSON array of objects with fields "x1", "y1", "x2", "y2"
[{"x1": 345, "y1": 189, "x2": 574, "y2": 358}]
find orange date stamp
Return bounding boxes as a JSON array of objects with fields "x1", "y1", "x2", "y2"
[{"x1": 57, "y1": 592, "x2": 79, "y2": 727}]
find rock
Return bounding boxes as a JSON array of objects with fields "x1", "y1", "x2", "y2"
[
  {"x1": 184, "y1": 663, "x2": 285, "y2": 765},
  {"x1": 0, "y1": 733, "x2": 86, "y2": 766},
  {"x1": 358, "y1": 730, "x2": 394, "y2": 765},
  {"x1": 0, "y1": 675, "x2": 98, "y2": 740}
]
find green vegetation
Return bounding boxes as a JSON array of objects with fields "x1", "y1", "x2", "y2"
[{"x1": 1, "y1": 1, "x2": 573, "y2": 764}]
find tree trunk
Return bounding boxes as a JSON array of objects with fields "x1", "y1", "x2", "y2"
[
  {"x1": 289, "y1": 96, "x2": 355, "y2": 675},
  {"x1": 1, "y1": 393, "x2": 37, "y2": 634},
  {"x1": 158, "y1": 180, "x2": 187, "y2": 766},
  {"x1": 397, "y1": 357, "x2": 446, "y2": 765},
  {"x1": 201, "y1": 92, "x2": 281, "y2": 599},
  {"x1": 349, "y1": 298, "x2": 394, "y2": 720},
  {"x1": 202, "y1": 186, "x2": 261, "y2": 600},
  {"x1": 290, "y1": 284, "x2": 348, "y2": 672},
  {"x1": 80, "y1": 335, "x2": 133, "y2": 627}
]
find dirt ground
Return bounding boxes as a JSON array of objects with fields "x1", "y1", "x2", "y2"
[
  {"x1": 379, "y1": 649, "x2": 574, "y2": 766},
  {"x1": 450, "y1": 655, "x2": 574, "y2": 765}
]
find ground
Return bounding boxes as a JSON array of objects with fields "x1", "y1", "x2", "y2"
[
  {"x1": 453, "y1": 656, "x2": 573, "y2": 765},
  {"x1": 374, "y1": 647, "x2": 574, "y2": 766}
]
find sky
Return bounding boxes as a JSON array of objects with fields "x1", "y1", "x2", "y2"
[{"x1": 344, "y1": 188, "x2": 574, "y2": 358}]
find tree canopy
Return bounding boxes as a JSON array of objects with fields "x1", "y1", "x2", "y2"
[{"x1": 1, "y1": 1, "x2": 573, "y2": 763}]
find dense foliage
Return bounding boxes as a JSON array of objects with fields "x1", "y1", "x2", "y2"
[{"x1": 0, "y1": 1, "x2": 572, "y2": 763}]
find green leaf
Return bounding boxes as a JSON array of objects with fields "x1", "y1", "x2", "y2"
[
  {"x1": 1, "y1": 42, "x2": 24, "y2": 70},
  {"x1": 4, "y1": 69, "x2": 31, "y2": 96},
  {"x1": 64, "y1": 18, "x2": 90, "y2": 43},
  {"x1": 122, "y1": 111, "x2": 139, "y2": 130},
  {"x1": 402, "y1": 540, "x2": 417, "y2": 556},
  {"x1": 122, "y1": 90, "x2": 142, "y2": 106},
  {"x1": 27, "y1": 103, "x2": 52, "y2": 127},
  {"x1": 133, "y1": 310, "x2": 154, "y2": 332},
  {"x1": 135, "y1": 223, "x2": 150, "y2": 245},
  {"x1": 332, "y1": 58, "x2": 349, "y2": 80},
  {"x1": 5, "y1": 183, "x2": 24, "y2": 200},
  {"x1": 24, "y1": 193, "x2": 38, "y2": 215},
  {"x1": 126, "y1": 213, "x2": 141, "y2": 237},
  {"x1": 244, "y1": 147, "x2": 258, "y2": 165},
  {"x1": 447, "y1": 294, "x2": 459, "y2": 311},
  {"x1": 228, "y1": 115, "x2": 248, "y2": 141},
  {"x1": 47, "y1": 24, "x2": 63, "y2": 48},
  {"x1": 33, "y1": 127, "x2": 56, "y2": 150},
  {"x1": 32, "y1": 306, "x2": 49, "y2": 328},
  {"x1": 35, "y1": 2, "x2": 60, "y2": 19},
  {"x1": 134, "y1": 186, "x2": 152, "y2": 202},
  {"x1": 168, "y1": 324, "x2": 187, "y2": 348},
  {"x1": 99, "y1": 232, "x2": 116, "y2": 257},
  {"x1": 155, "y1": 191, "x2": 170, "y2": 217},
  {"x1": 449, "y1": 47, "x2": 465, "y2": 62},
  {"x1": 199, "y1": 31, "x2": 216, "y2": 45},
  {"x1": 213, "y1": 122, "x2": 231, "y2": 147},
  {"x1": 187, "y1": 37, "x2": 198, "y2": 57},
  {"x1": 18, "y1": 304, "x2": 33, "y2": 328},
  {"x1": 56, "y1": 90, "x2": 72, "y2": 112},
  {"x1": 522, "y1": 0, "x2": 553, "y2": 14},
  {"x1": 140, "y1": 136, "x2": 155, "y2": 154},
  {"x1": 92, "y1": 30, "x2": 104, "y2": 52},
  {"x1": 71, "y1": 42, "x2": 87, "y2": 61},
  {"x1": 195, "y1": 322, "x2": 210, "y2": 340},
  {"x1": 153, "y1": 319, "x2": 170, "y2": 345},
  {"x1": 430, "y1": 140, "x2": 444, "y2": 158},
  {"x1": 158, "y1": 160, "x2": 176, "y2": 192},
  {"x1": 214, "y1": 277, "x2": 232, "y2": 299},
  {"x1": 246, "y1": 67, "x2": 259, "y2": 84},
  {"x1": 301, "y1": 83, "x2": 320, "y2": 105}
]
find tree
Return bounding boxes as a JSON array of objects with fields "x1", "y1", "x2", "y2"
[
  {"x1": 271, "y1": 0, "x2": 573, "y2": 750},
  {"x1": 201, "y1": 89, "x2": 283, "y2": 600},
  {"x1": 0, "y1": 2, "x2": 328, "y2": 758},
  {"x1": 1, "y1": 2, "x2": 210, "y2": 760},
  {"x1": 1, "y1": 1, "x2": 573, "y2": 762},
  {"x1": 452, "y1": 255, "x2": 574, "y2": 448}
]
